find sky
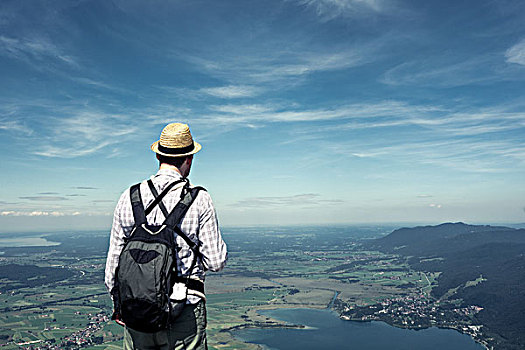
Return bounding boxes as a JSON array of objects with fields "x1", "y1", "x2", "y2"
[{"x1": 1, "y1": 0, "x2": 524, "y2": 232}]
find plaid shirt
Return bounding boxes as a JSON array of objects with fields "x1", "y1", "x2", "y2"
[{"x1": 104, "y1": 168, "x2": 227, "y2": 304}]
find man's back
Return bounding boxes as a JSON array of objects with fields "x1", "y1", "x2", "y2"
[
  {"x1": 105, "y1": 168, "x2": 227, "y2": 302},
  {"x1": 105, "y1": 122, "x2": 227, "y2": 350}
]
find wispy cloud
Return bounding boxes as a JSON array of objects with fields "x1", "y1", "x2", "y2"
[
  {"x1": 32, "y1": 110, "x2": 138, "y2": 158},
  {"x1": 190, "y1": 100, "x2": 525, "y2": 172},
  {"x1": 69, "y1": 77, "x2": 132, "y2": 94},
  {"x1": 0, "y1": 117, "x2": 33, "y2": 135},
  {"x1": 198, "y1": 101, "x2": 404, "y2": 126},
  {"x1": 19, "y1": 196, "x2": 69, "y2": 201},
  {"x1": 232, "y1": 193, "x2": 344, "y2": 208},
  {"x1": 208, "y1": 104, "x2": 277, "y2": 116},
  {"x1": 294, "y1": 0, "x2": 392, "y2": 21},
  {"x1": 142, "y1": 103, "x2": 194, "y2": 126},
  {"x1": 505, "y1": 38, "x2": 525, "y2": 66},
  {"x1": 182, "y1": 45, "x2": 375, "y2": 89},
  {"x1": 202, "y1": 100, "x2": 524, "y2": 173},
  {"x1": 381, "y1": 55, "x2": 505, "y2": 87},
  {"x1": 72, "y1": 186, "x2": 98, "y2": 190},
  {"x1": 1, "y1": 210, "x2": 79, "y2": 217},
  {"x1": 328, "y1": 137, "x2": 525, "y2": 173},
  {"x1": 199, "y1": 85, "x2": 263, "y2": 99},
  {"x1": 34, "y1": 142, "x2": 113, "y2": 158},
  {"x1": 249, "y1": 50, "x2": 364, "y2": 82},
  {"x1": 0, "y1": 35, "x2": 78, "y2": 69},
  {"x1": 1, "y1": 97, "x2": 144, "y2": 158},
  {"x1": 196, "y1": 100, "x2": 525, "y2": 143}
]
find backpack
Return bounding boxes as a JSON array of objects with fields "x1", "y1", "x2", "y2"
[{"x1": 112, "y1": 178, "x2": 205, "y2": 333}]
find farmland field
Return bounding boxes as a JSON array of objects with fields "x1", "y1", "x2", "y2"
[{"x1": 0, "y1": 225, "x2": 437, "y2": 349}]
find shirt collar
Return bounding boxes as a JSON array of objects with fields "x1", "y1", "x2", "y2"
[{"x1": 154, "y1": 168, "x2": 183, "y2": 180}]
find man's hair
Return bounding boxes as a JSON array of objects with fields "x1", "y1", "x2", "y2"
[{"x1": 156, "y1": 154, "x2": 188, "y2": 168}]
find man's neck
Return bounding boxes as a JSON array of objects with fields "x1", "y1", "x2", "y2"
[{"x1": 159, "y1": 163, "x2": 182, "y2": 175}]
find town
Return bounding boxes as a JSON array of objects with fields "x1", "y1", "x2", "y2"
[{"x1": 334, "y1": 294, "x2": 489, "y2": 349}]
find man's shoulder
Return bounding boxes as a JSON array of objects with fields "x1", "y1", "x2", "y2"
[
  {"x1": 189, "y1": 183, "x2": 207, "y2": 194},
  {"x1": 189, "y1": 185, "x2": 214, "y2": 207},
  {"x1": 115, "y1": 187, "x2": 130, "y2": 210},
  {"x1": 116, "y1": 181, "x2": 144, "y2": 207}
]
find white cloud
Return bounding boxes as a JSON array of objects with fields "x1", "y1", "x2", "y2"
[
  {"x1": 295, "y1": 0, "x2": 389, "y2": 21},
  {"x1": 32, "y1": 110, "x2": 138, "y2": 158},
  {"x1": 505, "y1": 39, "x2": 525, "y2": 66},
  {"x1": 182, "y1": 45, "x2": 374, "y2": 89},
  {"x1": 34, "y1": 141, "x2": 114, "y2": 158},
  {"x1": 329, "y1": 137, "x2": 525, "y2": 173},
  {"x1": 200, "y1": 85, "x2": 263, "y2": 99},
  {"x1": 232, "y1": 193, "x2": 344, "y2": 208},
  {"x1": 0, "y1": 118, "x2": 32, "y2": 135},
  {"x1": 19, "y1": 196, "x2": 69, "y2": 201},
  {"x1": 69, "y1": 77, "x2": 132, "y2": 94},
  {"x1": 209, "y1": 104, "x2": 276, "y2": 115},
  {"x1": 0, "y1": 35, "x2": 78, "y2": 68},
  {"x1": 198, "y1": 100, "x2": 525, "y2": 175},
  {"x1": 195, "y1": 101, "x2": 525, "y2": 158},
  {"x1": 247, "y1": 50, "x2": 364, "y2": 83},
  {"x1": 382, "y1": 56, "x2": 500, "y2": 87},
  {"x1": 1, "y1": 210, "x2": 68, "y2": 217},
  {"x1": 196, "y1": 100, "x2": 444, "y2": 126},
  {"x1": 238, "y1": 101, "x2": 524, "y2": 173}
]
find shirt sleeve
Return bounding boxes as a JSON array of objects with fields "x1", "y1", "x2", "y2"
[
  {"x1": 196, "y1": 191, "x2": 228, "y2": 272},
  {"x1": 104, "y1": 191, "x2": 128, "y2": 295}
]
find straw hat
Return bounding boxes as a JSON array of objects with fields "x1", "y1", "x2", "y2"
[{"x1": 150, "y1": 123, "x2": 202, "y2": 157}]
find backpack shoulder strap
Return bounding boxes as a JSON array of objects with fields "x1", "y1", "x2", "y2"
[
  {"x1": 130, "y1": 183, "x2": 146, "y2": 225},
  {"x1": 144, "y1": 179, "x2": 185, "y2": 217},
  {"x1": 164, "y1": 184, "x2": 206, "y2": 252},
  {"x1": 147, "y1": 179, "x2": 169, "y2": 218}
]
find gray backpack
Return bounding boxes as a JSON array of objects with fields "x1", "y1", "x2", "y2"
[{"x1": 112, "y1": 179, "x2": 204, "y2": 333}]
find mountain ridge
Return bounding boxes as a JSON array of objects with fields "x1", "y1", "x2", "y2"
[{"x1": 367, "y1": 222, "x2": 525, "y2": 350}]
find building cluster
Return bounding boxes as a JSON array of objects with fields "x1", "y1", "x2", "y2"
[
  {"x1": 337, "y1": 295, "x2": 486, "y2": 347},
  {"x1": 20, "y1": 312, "x2": 110, "y2": 350},
  {"x1": 72, "y1": 263, "x2": 104, "y2": 270}
]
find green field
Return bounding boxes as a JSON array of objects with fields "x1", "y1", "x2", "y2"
[{"x1": 0, "y1": 226, "x2": 428, "y2": 349}]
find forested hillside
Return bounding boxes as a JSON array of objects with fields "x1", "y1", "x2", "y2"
[{"x1": 368, "y1": 223, "x2": 525, "y2": 350}]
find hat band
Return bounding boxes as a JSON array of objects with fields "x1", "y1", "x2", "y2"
[{"x1": 158, "y1": 142, "x2": 195, "y2": 155}]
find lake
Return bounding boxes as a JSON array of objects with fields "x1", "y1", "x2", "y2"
[
  {"x1": 0, "y1": 236, "x2": 60, "y2": 247},
  {"x1": 233, "y1": 308, "x2": 484, "y2": 350}
]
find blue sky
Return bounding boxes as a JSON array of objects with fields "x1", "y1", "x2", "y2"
[{"x1": 1, "y1": 0, "x2": 524, "y2": 232}]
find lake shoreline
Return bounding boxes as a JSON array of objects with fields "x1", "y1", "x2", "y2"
[
  {"x1": 0, "y1": 234, "x2": 61, "y2": 248},
  {"x1": 229, "y1": 306, "x2": 487, "y2": 350},
  {"x1": 341, "y1": 317, "x2": 490, "y2": 350}
]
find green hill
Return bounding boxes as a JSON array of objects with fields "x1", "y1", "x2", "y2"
[{"x1": 368, "y1": 223, "x2": 525, "y2": 350}]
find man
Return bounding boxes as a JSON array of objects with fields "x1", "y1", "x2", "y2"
[{"x1": 105, "y1": 122, "x2": 228, "y2": 350}]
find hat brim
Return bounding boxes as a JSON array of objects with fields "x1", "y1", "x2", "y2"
[{"x1": 150, "y1": 140, "x2": 202, "y2": 157}]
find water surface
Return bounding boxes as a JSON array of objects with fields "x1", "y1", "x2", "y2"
[
  {"x1": 0, "y1": 236, "x2": 60, "y2": 247},
  {"x1": 234, "y1": 308, "x2": 484, "y2": 350}
]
